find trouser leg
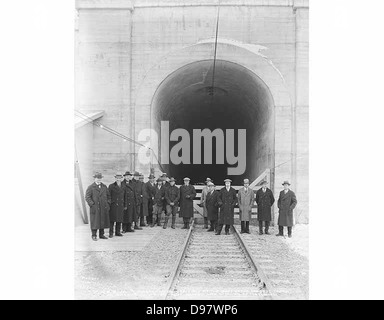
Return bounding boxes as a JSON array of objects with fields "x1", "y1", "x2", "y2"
[
  {"x1": 288, "y1": 226, "x2": 292, "y2": 236},
  {"x1": 115, "y1": 222, "x2": 122, "y2": 235},
  {"x1": 240, "y1": 221, "x2": 245, "y2": 233},
  {"x1": 279, "y1": 226, "x2": 284, "y2": 235},
  {"x1": 91, "y1": 229, "x2": 97, "y2": 237},
  {"x1": 204, "y1": 217, "x2": 208, "y2": 229},
  {"x1": 99, "y1": 229, "x2": 104, "y2": 236},
  {"x1": 246, "y1": 221, "x2": 250, "y2": 233},
  {"x1": 109, "y1": 222, "x2": 114, "y2": 237},
  {"x1": 259, "y1": 220, "x2": 263, "y2": 234},
  {"x1": 216, "y1": 224, "x2": 223, "y2": 235},
  {"x1": 225, "y1": 225, "x2": 230, "y2": 234},
  {"x1": 265, "y1": 221, "x2": 270, "y2": 234}
]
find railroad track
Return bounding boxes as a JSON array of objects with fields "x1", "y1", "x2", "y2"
[{"x1": 164, "y1": 220, "x2": 275, "y2": 300}]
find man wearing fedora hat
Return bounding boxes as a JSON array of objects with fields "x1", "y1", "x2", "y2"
[
  {"x1": 122, "y1": 171, "x2": 136, "y2": 233},
  {"x1": 277, "y1": 181, "x2": 297, "y2": 238},
  {"x1": 256, "y1": 180, "x2": 275, "y2": 235},
  {"x1": 179, "y1": 178, "x2": 196, "y2": 229},
  {"x1": 200, "y1": 178, "x2": 213, "y2": 229},
  {"x1": 205, "y1": 182, "x2": 220, "y2": 232},
  {"x1": 144, "y1": 174, "x2": 156, "y2": 226},
  {"x1": 161, "y1": 173, "x2": 171, "y2": 218},
  {"x1": 164, "y1": 178, "x2": 180, "y2": 229},
  {"x1": 238, "y1": 179, "x2": 255, "y2": 234},
  {"x1": 85, "y1": 173, "x2": 111, "y2": 241},
  {"x1": 108, "y1": 173, "x2": 125, "y2": 238},
  {"x1": 151, "y1": 178, "x2": 165, "y2": 227},
  {"x1": 217, "y1": 179, "x2": 238, "y2": 235}
]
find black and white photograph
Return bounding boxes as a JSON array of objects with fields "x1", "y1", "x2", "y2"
[
  {"x1": 1, "y1": 0, "x2": 384, "y2": 304},
  {"x1": 74, "y1": 0, "x2": 309, "y2": 300}
]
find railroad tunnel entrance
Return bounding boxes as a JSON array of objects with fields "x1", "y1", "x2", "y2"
[{"x1": 152, "y1": 60, "x2": 275, "y2": 185}]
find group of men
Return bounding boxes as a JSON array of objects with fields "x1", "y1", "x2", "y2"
[{"x1": 85, "y1": 171, "x2": 297, "y2": 241}]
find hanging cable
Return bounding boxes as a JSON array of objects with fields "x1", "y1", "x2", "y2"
[
  {"x1": 210, "y1": 0, "x2": 221, "y2": 99},
  {"x1": 75, "y1": 110, "x2": 166, "y2": 173}
]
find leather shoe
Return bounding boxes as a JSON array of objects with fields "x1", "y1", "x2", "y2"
[
  {"x1": 288, "y1": 234, "x2": 292, "y2": 238},
  {"x1": 276, "y1": 234, "x2": 284, "y2": 237},
  {"x1": 134, "y1": 226, "x2": 143, "y2": 230},
  {"x1": 115, "y1": 233, "x2": 123, "y2": 237},
  {"x1": 225, "y1": 231, "x2": 230, "y2": 235},
  {"x1": 92, "y1": 236, "x2": 97, "y2": 241},
  {"x1": 109, "y1": 234, "x2": 114, "y2": 238},
  {"x1": 99, "y1": 235, "x2": 108, "y2": 240}
]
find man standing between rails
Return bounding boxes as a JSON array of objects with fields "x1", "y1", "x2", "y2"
[
  {"x1": 161, "y1": 173, "x2": 171, "y2": 220},
  {"x1": 205, "y1": 181, "x2": 220, "y2": 232},
  {"x1": 277, "y1": 181, "x2": 297, "y2": 238},
  {"x1": 255, "y1": 180, "x2": 275, "y2": 235},
  {"x1": 132, "y1": 171, "x2": 145, "y2": 229},
  {"x1": 85, "y1": 172, "x2": 111, "y2": 241},
  {"x1": 216, "y1": 179, "x2": 238, "y2": 236},
  {"x1": 108, "y1": 173, "x2": 125, "y2": 238},
  {"x1": 164, "y1": 177, "x2": 180, "y2": 229},
  {"x1": 238, "y1": 178, "x2": 255, "y2": 234},
  {"x1": 200, "y1": 177, "x2": 212, "y2": 229},
  {"x1": 179, "y1": 177, "x2": 196, "y2": 229},
  {"x1": 144, "y1": 174, "x2": 156, "y2": 226},
  {"x1": 151, "y1": 178, "x2": 165, "y2": 227}
]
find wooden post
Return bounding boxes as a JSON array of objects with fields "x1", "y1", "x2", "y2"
[{"x1": 75, "y1": 161, "x2": 89, "y2": 224}]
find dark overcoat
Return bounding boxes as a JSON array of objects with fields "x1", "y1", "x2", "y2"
[
  {"x1": 277, "y1": 189, "x2": 297, "y2": 227},
  {"x1": 256, "y1": 188, "x2": 275, "y2": 222},
  {"x1": 179, "y1": 185, "x2": 196, "y2": 218},
  {"x1": 132, "y1": 180, "x2": 145, "y2": 206},
  {"x1": 108, "y1": 182, "x2": 125, "y2": 223},
  {"x1": 218, "y1": 187, "x2": 238, "y2": 226},
  {"x1": 153, "y1": 185, "x2": 165, "y2": 207},
  {"x1": 85, "y1": 183, "x2": 111, "y2": 230},
  {"x1": 143, "y1": 181, "x2": 156, "y2": 216},
  {"x1": 165, "y1": 185, "x2": 180, "y2": 206},
  {"x1": 206, "y1": 190, "x2": 220, "y2": 221},
  {"x1": 123, "y1": 183, "x2": 136, "y2": 224}
]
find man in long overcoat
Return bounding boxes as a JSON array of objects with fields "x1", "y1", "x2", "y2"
[
  {"x1": 122, "y1": 172, "x2": 136, "y2": 233},
  {"x1": 132, "y1": 171, "x2": 145, "y2": 229},
  {"x1": 179, "y1": 177, "x2": 196, "y2": 229},
  {"x1": 277, "y1": 181, "x2": 298, "y2": 238},
  {"x1": 164, "y1": 177, "x2": 180, "y2": 229},
  {"x1": 85, "y1": 172, "x2": 111, "y2": 241},
  {"x1": 256, "y1": 180, "x2": 275, "y2": 235},
  {"x1": 144, "y1": 174, "x2": 156, "y2": 225},
  {"x1": 161, "y1": 173, "x2": 171, "y2": 216},
  {"x1": 216, "y1": 179, "x2": 238, "y2": 235},
  {"x1": 151, "y1": 178, "x2": 165, "y2": 227},
  {"x1": 200, "y1": 178, "x2": 212, "y2": 229},
  {"x1": 238, "y1": 179, "x2": 255, "y2": 234},
  {"x1": 108, "y1": 173, "x2": 125, "y2": 238},
  {"x1": 205, "y1": 182, "x2": 220, "y2": 232}
]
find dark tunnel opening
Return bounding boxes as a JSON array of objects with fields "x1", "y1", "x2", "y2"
[{"x1": 151, "y1": 60, "x2": 275, "y2": 185}]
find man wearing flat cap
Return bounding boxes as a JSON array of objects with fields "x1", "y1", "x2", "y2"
[
  {"x1": 277, "y1": 181, "x2": 297, "y2": 238},
  {"x1": 108, "y1": 174, "x2": 125, "y2": 238},
  {"x1": 205, "y1": 182, "x2": 220, "y2": 232},
  {"x1": 164, "y1": 178, "x2": 180, "y2": 229},
  {"x1": 200, "y1": 178, "x2": 213, "y2": 229},
  {"x1": 85, "y1": 173, "x2": 111, "y2": 241},
  {"x1": 179, "y1": 178, "x2": 196, "y2": 229},
  {"x1": 151, "y1": 178, "x2": 165, "y2": 227},
  {"x1": 144, "y1": 174, "x2": 156, "y2": 226},
  {"x1": 256, "y1": 181, "x2": 275, "y2": 235},
  {"x1": 132, "y1": 171, "x2": 145, "y2": 229},
  {"x1": 217, "y1": 179, "x2": 238, "y2": 235},
  {"x1": 238, "y1": 179, "x2": 255, "y2": 234},
  {"x1": 122, "y1": 171, "x2": 136, "y2": 233}
]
